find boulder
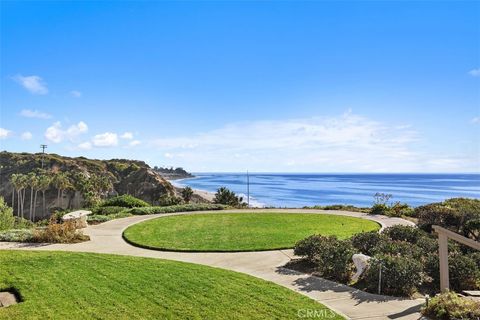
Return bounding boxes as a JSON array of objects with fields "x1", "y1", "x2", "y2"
[
  {"x1": 352, "y1": 253, "x2": 371, "y2": 281},
  {"x1": 62, "y1": 210, "x2": 91, "y2": 228}
]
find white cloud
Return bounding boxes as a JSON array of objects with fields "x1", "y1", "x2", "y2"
[
  {"x1": 70, "y1": 90, "x2": 82, "y2": 98},
  {"x1": 78, "y1": 141, "x2": 92, "y2": 150},
  {"x1": 129, "y1": 140, "x2": 141, "y2": 147},
  {"x1": 0, "y1": 128, "x2": 12, "y2": 139},
  {"x1": 92, "y1": 132, "x2": 118, "y2": 147},
  {"x1": 471, "y1": 117, "x2": 480, "y2": 124},
  {"x1": 13, "y1": 75, "x2": 48, "y2": 94},
  {"x1": 20, "y1": 109, "x2": 52, "y2": 119},
  {"x1": 45, "y1": 121, "x2": 88, "y2": 143},
  {"x1": 121, "y1": 132, "x2": 133, "y2": 139},
  {"x1": 468, "y1": 68, "x2": 480, "y2": 77},
  {"x1": 21, "y1": 131, "x2": 33, "y2": 140},
  {"x1": 150, "y1": 111, "x2": 475, "y2": 172}
]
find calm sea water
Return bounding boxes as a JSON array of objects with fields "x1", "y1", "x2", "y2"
[{"x1": 174, "y1": 173, "x2": 480, "y2": 208}]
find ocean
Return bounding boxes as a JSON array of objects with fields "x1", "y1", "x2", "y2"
[{"x1": 173, "y1": 173, "x2": 480, "y2": 208}]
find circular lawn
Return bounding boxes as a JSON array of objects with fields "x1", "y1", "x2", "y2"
[{"x1": 123, "y1": 212, "x2": 380, "y2": 252}]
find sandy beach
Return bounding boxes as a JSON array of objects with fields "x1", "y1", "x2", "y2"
[
  {"x1": 192, "y1": 189, "x2": 215, "y2": 202},
  {"x1": 169, "y1": 178, "x2": 216, "y2": 202}
]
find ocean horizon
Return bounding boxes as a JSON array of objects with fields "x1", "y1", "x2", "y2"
[{"x1": 174, "y1": 173, "x2": 480, "y2": 208}]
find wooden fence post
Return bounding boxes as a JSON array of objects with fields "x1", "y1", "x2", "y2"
[
  {"x1": 437, "y1": 232, "x2": 449, "y2": 292},
  {"x1": 433, "y1": 225, "x2": 480, "y2": 292}
]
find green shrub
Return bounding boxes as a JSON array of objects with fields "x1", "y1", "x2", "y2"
[
  {"x1": 416, "y1": 236, "x2": 439, "y2": 252},
  {"x1": 382, "y1": 225, "x2": 424, "y2": 244},
  {"x1": 389, "y1": 202, "x2": 414, "y2": 217},
  {"x1": 464, "y1": 218, "x2": 480, "y2": 241},
  {"x1": 370, "y1": 204, "x2": 391, "y2": 216},
  {"x1": 0, "y1": 196, "x2": 15, "y2": 231},
  {"x1": 101, "y1": 195, "x2": 149, "y2": 208},
  {"x1": 213, "y1": 187, "x2": 245, "y2": 207},
  {"x1": 372, "y1": 240, "x2": 424, "y2": 260},
  {"x1": 127, "y1": 203, "x2": 227, "y2": 215},
  {"x1": 350, "y1": 231, "x2": 386, "y2": 256},
  {"x1": 468, "y1": 252, "x2": 480, "y2": 269},
  {"x1": 87, "y1": 215, "x2": 112, "y2": 223},
  {"x1": 316, "y1": 204, "x2": 369, "y2": 213},
  {"x1": 88, "y1": 211, "x2": 132, "y2": 224},
  {"x1": 422, "y1": 291, "x2": 480, "y2": 320},
  {"x1": 425, "y1": 252, "x2": 480, "y2": 291},
  {"x1": 415, "y1": 198, "x2": 480, "y2": 238},
  {"x1": 92, "y1": 206, "x2": 128, "y2": 215},
  {"x1": 294, "y1": 234, "x2": 325, "y2": 262},
  {"x1": 294, "y1": 235, "x2": 354, "y2": 282},
  {"x1": 181, "y1": 186, "x2": 194, "y2": 203},
  {"x1": 363, "y1": 254, "x2": 423, "y2": 296},
  {"x1": 158, "y1": 194, "x2": 183, "y2": 206},
  {"x1": 0, "y1": 229, "x2": 35, "y2": 242}
]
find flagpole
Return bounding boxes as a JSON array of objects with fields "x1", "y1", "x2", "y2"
[{"x1": 247, "y1": 170, "x2": 250, "y2": 208}]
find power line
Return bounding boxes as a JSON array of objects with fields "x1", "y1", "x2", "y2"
[{"x1": 40, "y1": 144, "x2": 47, "y2": 168}]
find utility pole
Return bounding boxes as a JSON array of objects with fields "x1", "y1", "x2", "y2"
[
  {"x1": 247, "y1": 170, "x2": 250, "y2": 208},
  {"x1": 40, "y1": 144, "x2": 47, "y2": 168}
]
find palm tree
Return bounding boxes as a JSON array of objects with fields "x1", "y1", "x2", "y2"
[
  {"x1": 10, "y1": 174, "x2": 20, "y2": 216},
  {"x1": 37, "y1": 174, "x2": 51, "y2": 217},
  {"x1": 181, "y1": 186, "x2": 194, "y2": 203},
  {"x1": 54, "y1": 172, "x2": 71, "y2": 208},
  {"x1": 27, "y1": 172, "x2": 38, "y2": 221},
  {"x1": 17, "y1": 174, "x2": 29, "y2": 218}
]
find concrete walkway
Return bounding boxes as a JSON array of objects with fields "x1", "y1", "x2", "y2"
[{"x1": 0, "y1": 209, "x2": 423, "y2": 320}]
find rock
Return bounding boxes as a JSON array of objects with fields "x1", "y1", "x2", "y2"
[
  {"x1": 63, "y1": 210, "x2": 91, "y2": 228},
  {"x1": 0, "y1": 292, "x2": 18, "y2": 307},
  {"x1": 352, "y1": 253, "x2": 371, "y2": 281}
]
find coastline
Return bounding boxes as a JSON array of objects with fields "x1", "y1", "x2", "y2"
[{"x1": 169, "y1": 177, "x2": 216, "y2": 202}]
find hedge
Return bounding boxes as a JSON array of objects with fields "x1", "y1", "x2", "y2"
[
  {"x1": 101, "y1": 195, "x2": 150, "y2": 208},
  {"x1": 127, "y1": 204, "x2": 227, "y2": 215}
]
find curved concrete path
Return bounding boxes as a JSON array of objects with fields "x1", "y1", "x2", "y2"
[{"x1": 0, "y1": 209, "x2": 423, "y2": 320}]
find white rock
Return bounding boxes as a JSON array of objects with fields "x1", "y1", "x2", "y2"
[{"x1": 352, "y1": 253, "x2": 371, "y2": 281}]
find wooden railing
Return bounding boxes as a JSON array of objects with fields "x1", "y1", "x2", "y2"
[{"x1": 432, "y1": 225, "x2": 480, "y2": 292}]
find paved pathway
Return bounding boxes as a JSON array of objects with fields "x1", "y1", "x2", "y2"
[{"x1": 0, "y1": 209, "x2": 423, "y2": 320}]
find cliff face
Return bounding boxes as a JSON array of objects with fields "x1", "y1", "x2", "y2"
[{"x1": 0, "y1": 152, "x2": 176, "y2": 220}]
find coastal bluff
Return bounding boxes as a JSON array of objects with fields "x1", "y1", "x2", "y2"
[{"x1": 0, "y1": 151, "x2": 202, "y2": 220}]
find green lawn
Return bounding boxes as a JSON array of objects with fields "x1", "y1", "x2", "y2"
[
  {"x1": 0, "y1": 251, "x2": 343, "y2": 320},
  {"x1": 123, "y1": 212, "x2": 380, "y2": 251}
]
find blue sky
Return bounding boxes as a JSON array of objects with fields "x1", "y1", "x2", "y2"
[{"x1": 1, "y1": 1, "x2": 479, "y2": 172}]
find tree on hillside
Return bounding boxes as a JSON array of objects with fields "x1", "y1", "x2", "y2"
[
  {"x1": 181, "y1": 187, "x2": 194, "y2": 203},
  {"x1": 0, "y1": 196, "x2": 14, "y2": 231},
  {"x1": 27, "y1": 172, "x2": 38, "y2": 220},
  {"x1": 53, "y1": 172, "x2": 72, "y2": 208},
  {"x1": 10, "y1": 174, "x2": 19, "y2": 216},
  {"x1": 213, "y1": 187, "x2": 245, "y2": 207},
  {"x1": 37, "y1": 174, "x2": 51, "y2": 217},
  {"x1": 13, "y1": 174, "x2": 29, "y2": 218}
]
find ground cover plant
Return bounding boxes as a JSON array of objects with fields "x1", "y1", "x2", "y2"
[
  {"x1": 0, "y1": 251, "x2": 342, "y2": 320},
  {"x1": 123, "y1": 212, "x2": 380, "y2": 251},
  {"x1": 421, "y1": 291, "x2": 480, "y2": 320}
]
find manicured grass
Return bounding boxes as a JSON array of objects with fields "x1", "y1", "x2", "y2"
[
  {"x1": 0, "y1": 251, "x2": 342, "y2": 320},
  {"x1": 123, "y1": 212, "x2": 380, "y2": 252}
]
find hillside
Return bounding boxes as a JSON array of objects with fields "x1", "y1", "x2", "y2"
[
  {"x1": 152, "y1": 166, "x2": 194, "y2": 180},
  {"x1": 0, "y1": 152, "x2": 201, "y2": 220}
]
